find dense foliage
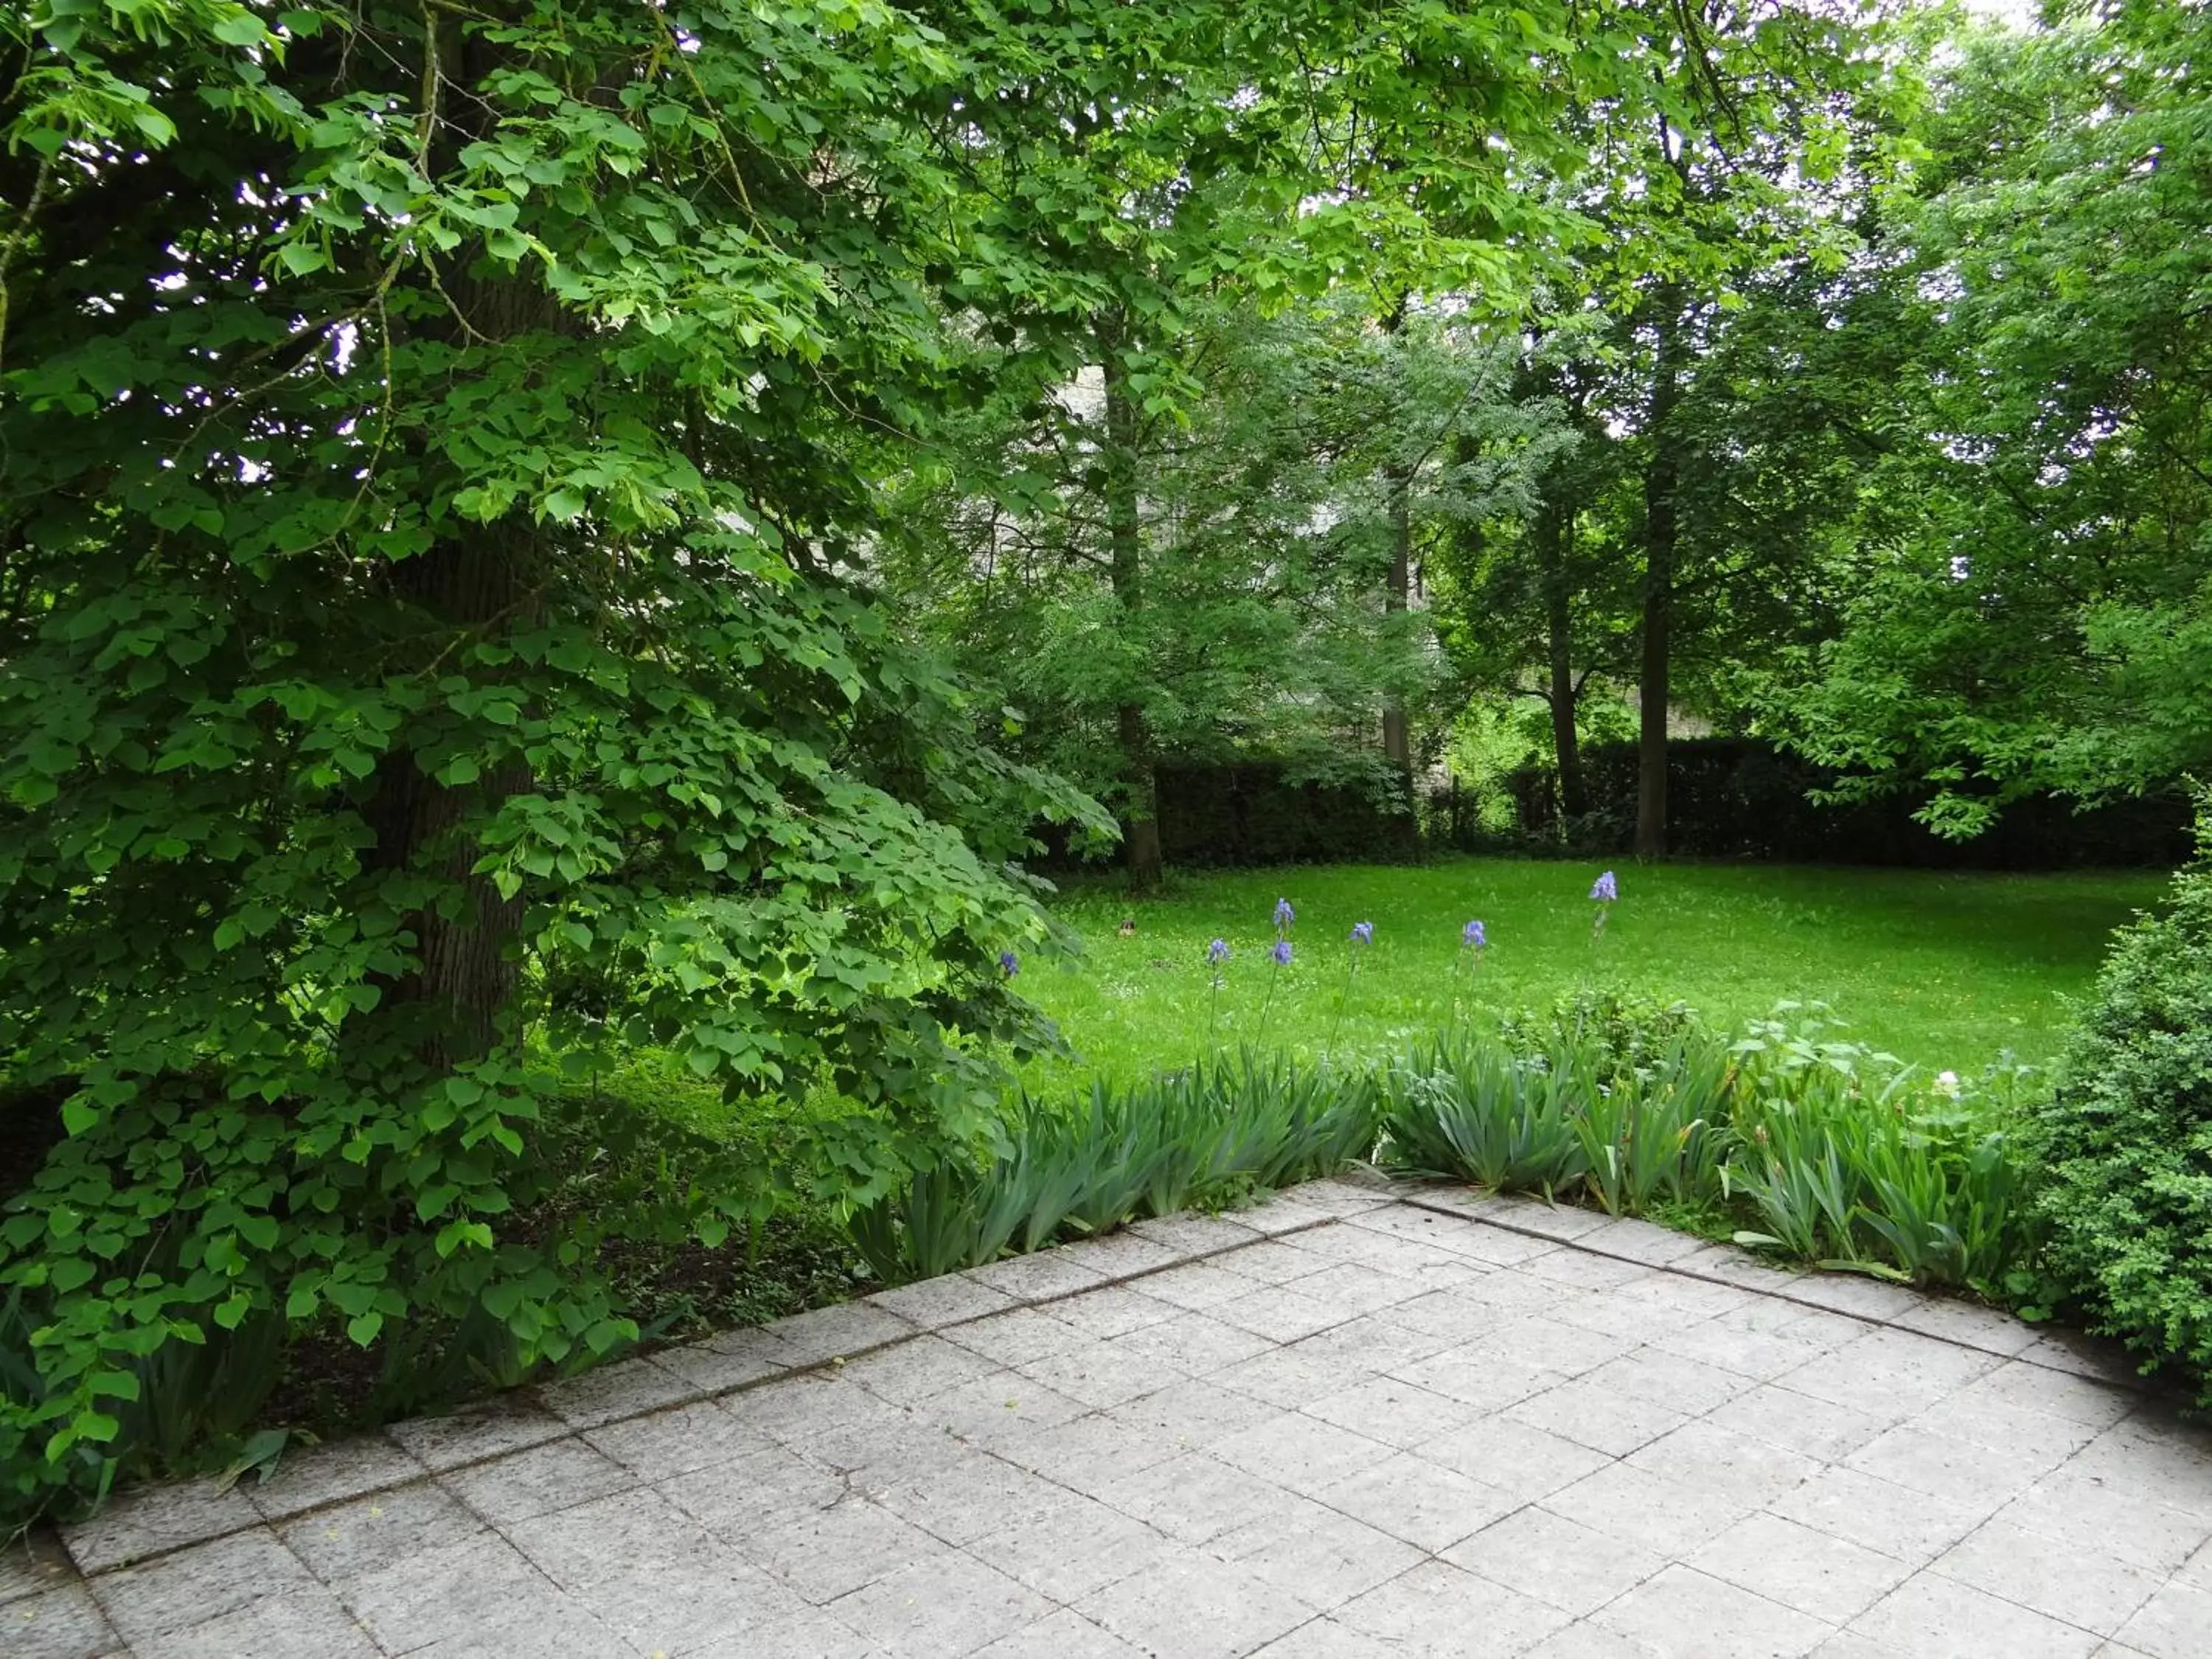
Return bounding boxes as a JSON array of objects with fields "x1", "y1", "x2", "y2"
[
  {"x1": 1770, "y1": 1, "x2": 2212, "y2": 835},
  {"x1": 0, "y1": 0, "x2": 1130, "y2": 1517},
  {"x1": 844, "y1": 987, "x2": 2039, "y2": 1325},
  {"x1": 850, "y1": 1049, "x2": 1379, "y2": 1281},
  {"x1": 1466, "y1": 735, "x2": 2191, "y2": 869},
  {"x1": 1416, "y1": 1, "x2": 2212, "y2": 853},
  {"x1": 2032, "y1": 844, "x2": 2212, "y2": 1406},
  {"x1": 0, "y1": 0, "x2": 1767, "y2": 1519},
  {"x1": 4, "y1": 0, "x2": 2207, "y2": 1526},
  {"x1": 886, "y1": 1, "x2": 1897, "y2": 869},
  {"x1": 883, "y1": 298, "x2": 1562, "y2": 841}
]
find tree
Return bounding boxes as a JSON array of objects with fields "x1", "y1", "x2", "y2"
[
  {"x1": 897, "y1": 0, "x2": 1700, "y2": 882},
  {"x1": 1569, "y1": 0, "x2": 1901, "y2": 854},
  {"x1": 1766, "y1": 3, "x2": 2212, "y2": 835},
  {"x1": 1429, "y1": 0, "x2": 1908, "y2": 851},
  {"x1": 886, "y1": 291, "x2": 1574, "y2": 863},
  {"x1": 0, "y1": 0, "x2": 1303, "y2": 1513},
  {"x1": 1431, "y1": 329, "x2": 1636, "y2": 824}
]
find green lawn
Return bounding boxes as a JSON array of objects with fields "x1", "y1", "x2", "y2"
[{"x1": 1022, "y1": 859, "x2": 2166, "y2": 1088}]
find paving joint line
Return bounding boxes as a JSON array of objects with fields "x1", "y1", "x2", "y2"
[
  {"x1": 1111, "y1": 1198, "x2": 2132, "y2": 1657},
  {"x1": 52, "y1": 1180, "x2": 2149, "y2": 1586},
  {"x1": 1388, "y1": 1188, "x2": 2153, "y2": 1392},
  {"x1": 53, "y1": 1199, "x2": 1371, "y2": 1581},
  {"x1": 45, "y1": 1183, "x2": 2202, "y2": 1659}
]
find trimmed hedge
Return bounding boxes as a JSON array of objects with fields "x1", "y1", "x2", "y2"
[
  {"x1": 1036, "y1": 760, "x2": 1416, "y2": 869},
  {"x1": 1156, "y1": 762, "x2": 1416, "y2": 866},
  {"x1": 1480, "y1": 737, "x2": 2190, "y2": 869},
  {"x1": 1044, "y1": 738, "x2": 2187, "y2": 870}
]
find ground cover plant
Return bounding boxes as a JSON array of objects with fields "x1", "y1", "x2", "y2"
[
  {"x1": 1027, "y1": 860, "x2": 2162, "y2": 1087},
  {"x1": 1373, "y1": 998, "x2": 2039, "y2": 1297},
  {"x1": 849, "y1": 1051, "x2": 1378, "y2": 1281}
]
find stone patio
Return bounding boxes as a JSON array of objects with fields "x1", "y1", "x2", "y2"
[{"x1": 9, "y1": 1178, "x2": 2212, "y2": 1658}]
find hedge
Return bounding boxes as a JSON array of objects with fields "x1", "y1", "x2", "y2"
[{"x1": 1468, "y1": 737, "x2": 2189, "y2": 869}]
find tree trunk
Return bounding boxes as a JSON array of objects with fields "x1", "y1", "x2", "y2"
[
  {"x1": 1536, "y1": 498, "x2": 1586, "y2": 823},
  {"x1": 1102, "y1": 324, "x2": 1161, "y2": 892},
  {"x1": 1116, "y1": 706, "x2": 1163, "y2": 887},
  {"x1": 1381, "y1": 476, "x2": 1412, "y2": 772},
  {"x1": 357, "y1": 19, "x2": 552, "y2": 1069},
  {"x1": 1636, "y1": 296, "x2": 1684, "y2": 860},
  {"x1": 361, "y1": 521, "x2": 537, "y2": 1068},
  {"x1": 1377, "y1": 291, "x2": 1415, "y2": 804}
]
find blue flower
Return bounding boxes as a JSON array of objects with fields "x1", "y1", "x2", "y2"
[
  {"x1": 999, "y1": 950, "x2": 1019, "y2": 977},
  {"x1": 1271, "y1": 939, "x2": 1293, "y2": 966},
  {"x1": 1273, "y1": 897, "x2": 1295, "y2": 931},
  {"x1": 1590, "y1": 871, "x2": 1618, "y2": 903},
  {"x1": 1350, "y1": 921, "x2": 1373, "y2": 946},
  {"x1": 1463, "y1": 919, "x2": 1486, "y2": 949},
  {"x1": 1206, "y1": 938, "x2": 1230, "y2": 964}
]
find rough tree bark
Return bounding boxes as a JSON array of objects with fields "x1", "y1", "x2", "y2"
[
  {"x1": 1101, "y1": 324, "x2": 1162, "y2": 891},
  {"x1": 1636, "y1": 293, "x2": 1684, "y2": 859}
]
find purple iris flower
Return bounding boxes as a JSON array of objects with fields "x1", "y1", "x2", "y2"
[
  {"x1": 1206, "y1": 938, "x2": 1230, "y2": 964},
  {"x1": 1463, "y1": 919, "x2": 1486, "y2": 949},
  {"x1": 1350, "y1": 921, "x2": 1373, "y2": 946},
  {"x1": 999, "y1": 950, "x2": 1019, "y2": 977},
  {"x1": 1271, "y1": 939, "x2": 1293, "y2": 966},
  {"x1": 1590, "y1": 871, "x2": 1618, "y2": 903},
  {"x1": 1273, "y1": 897, "x2": 1295, "y2": 931}
]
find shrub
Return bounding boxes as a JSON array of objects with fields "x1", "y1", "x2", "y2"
[
  {"x1": 1499, "y1": 989, "x2": 1703, "y2": 1081},
  {"x1": 0, "y1": 0, "x2": 1110, "y2": 1528},
  {"x1": 1380, "y1": 1003, "x2": 2034, "y2": 1294},
  {"x1": 848, "y1": 1051, "x2": 1378, "y2": 1282},
  {"x1": 1376, "y1": 1032, "x2": 1588, "y2": 1195},
  {"x1": 1722, "y1": 1010, "x2": 2033, "y2": 1292},
  {"x1": 2031, "y1": 852, "x2": 2212, "y2": 1402}
]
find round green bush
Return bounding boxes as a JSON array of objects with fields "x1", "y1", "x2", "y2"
[{"x1": 2031, "y1": 851, "x2": 2212, "y2": 1403}]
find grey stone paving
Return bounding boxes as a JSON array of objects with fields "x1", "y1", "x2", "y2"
[{"x1": 11, "y1": 1178, "x2": 2212, "y2": 1659}]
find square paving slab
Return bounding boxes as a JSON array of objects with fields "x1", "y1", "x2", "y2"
[{"x1": 24, "y1": 1179, "x2": 2212, "y2": 1659}]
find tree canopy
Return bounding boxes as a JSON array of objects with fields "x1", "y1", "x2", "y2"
[{"x1": 1767, "y1": 0, "x2": 2212, "y2": 833}]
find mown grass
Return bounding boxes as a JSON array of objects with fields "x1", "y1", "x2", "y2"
[{"x1": 1024, "y1": 858, "x2": 2166, "y2": 1085}]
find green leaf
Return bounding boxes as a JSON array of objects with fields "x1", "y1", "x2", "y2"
[
  {"x1": 87, "y1": 1371, "x2": 142, "y2": 1404},
  {"x1": 276, "y1": 242, "x2": 327, "y2": 276},
  {"x1": 215, "y1": 1429, "x2": 297, "y2": 1494},
  {"x1": 79, "y1": 1412, "x2": 122, "y2": 1444},
  {"x1": 212, "y1": 10, "x2": 270, "y2": 46},
  {"x1": 235, "y1": 1214, "x2": 279, "y2": 1251}
]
